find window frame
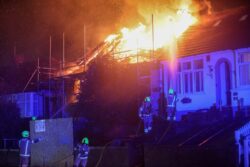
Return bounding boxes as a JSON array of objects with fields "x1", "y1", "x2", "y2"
[
  {"x1": 176, "y1": 62, "x2": 182, "y2": 94},
  {"x1": 182, "y1": 61, "x2": 193, "y2": 94},
  {"x1": 238, "y1": 52, "x2": 250, "y2": 86},
  {"x1": 193, "y1": 59, "x2": 204, "y2": 93}
]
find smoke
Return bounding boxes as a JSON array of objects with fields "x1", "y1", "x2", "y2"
[{"x1": 0, "y1": 0, "x2": 213, "y2": 63}]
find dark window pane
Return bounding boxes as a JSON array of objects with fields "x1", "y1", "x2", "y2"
[
  {"x1": 183, "y1": 62, "x2": 191, "y2": 70},
  {"x1": 201, "y1": 71, "x2": 204, "y2": 91},
  {"x1": 178, "y1": 63, "x2": 181, "y2": 72},
  {"x1": 190, "y1": 73, "x2": 193, "y2": 92},
  {"x1": 184, "y1": 74, "x2": 188, "y2": 93},
  {"x1": 195, "y1": 72, "x2": 200, "y2": 92},
  {"x1": 239, "y1": 64, "x2": 250, "y2": 85},
  {"x1": 194, "y1": 59, "x2": 203, "y2": 69}
]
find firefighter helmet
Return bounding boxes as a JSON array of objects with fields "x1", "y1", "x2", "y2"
[
  {"x1": 168, "y1": 88, "x2": 174, "y2": 95},
  {"x1": 145, "y1": 96, "x2": 150, "y2": 102},
  {"x1": 22, "y1": 130, "x2": 29, "y2": 138},
  {"x1": 82, "y1": 137, "x2": 89, "y2": 145}
]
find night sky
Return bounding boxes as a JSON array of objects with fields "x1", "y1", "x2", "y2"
[{"x1": 0, "y1": 0, "x2": 249, "y2": 66}]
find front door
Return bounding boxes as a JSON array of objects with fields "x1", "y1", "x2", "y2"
[{"x1": 215, "y1": 59, "x2": 232, "y2": 107}]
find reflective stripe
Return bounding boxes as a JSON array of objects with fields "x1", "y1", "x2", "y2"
[
  {"x1": 24, "y1": 140, "x2": 29, "y2": 155},
  {"x1": 80, "y1": 157, "x2": 88, "y2": 159},
  {"x1": 20, "y1": 154, "x2": 30, "y2": 157},
  {"x1": 168, "y1": 96, "x2": 176, "y2": 107}
]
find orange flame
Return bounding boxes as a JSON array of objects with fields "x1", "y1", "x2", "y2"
[{"x1": 105, "y1": 2, "x2": 198, "y2": 63}]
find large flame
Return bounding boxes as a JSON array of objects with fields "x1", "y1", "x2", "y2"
[{"x1": 105, "y1": 3, "x2": 198, "y2": 63}]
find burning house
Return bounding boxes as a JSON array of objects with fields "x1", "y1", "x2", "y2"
[
  {"x1": 57, "y1": 3, "x2": 250, "y2": 122},
  {"x1": 150, "y1": 7, "x2": 250, "y2": 120}
]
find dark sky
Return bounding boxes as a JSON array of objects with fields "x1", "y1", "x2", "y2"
[{"x1": 0, "y1": 0, "x2": 249, "y2": 66}]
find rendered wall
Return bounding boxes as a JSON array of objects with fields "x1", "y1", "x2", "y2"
[
  {"x1": 175, "y1": 50, "x2": 235, "y2": 112},
  {"x1": 151, "y1": 48, "x2": 250, "y2": 120}
]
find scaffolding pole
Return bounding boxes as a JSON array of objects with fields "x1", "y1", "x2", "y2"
[
  {"x1": 22, "y1": 69, "x2": 37, "y2": 92},
  {"x1": 62, "y1": 32, "x2": 65, "y2": 117},
  {"x1": 49, "y1": 35, "x2": 52, "y2": 118},
  {"x1": 37, "y1": 57, "x2": 40, "y2": 92},
  {"x1": 83, "y1": 24, "x2": 86, "y2": 72}
]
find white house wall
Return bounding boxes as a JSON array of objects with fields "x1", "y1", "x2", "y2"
[
  {"x1": 233, "y1": 47, "x2": 250, "y2": 109},
  {"x1": 151, "y1": 48, "x2": 250, "y2": 119},
  {"x1": 176, "y1": 50, "x2": 236, "y2": 112}
]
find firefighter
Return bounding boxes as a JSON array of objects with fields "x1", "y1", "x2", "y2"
[
  {"x1": 74, "y1": 137, "x2": 89, "y2": 167},
  {"x1": 139, "y1": 96, "x2": 153, "y2": 134},
  {"x1": 167, "y1": 88, "x2": 177, "y2": 121},
  {"x1": 19, "y1": 130, "x2": 41, "y2": 167}
]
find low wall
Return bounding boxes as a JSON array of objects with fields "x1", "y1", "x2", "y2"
[
  {"x1": 0, "y1": 145, "x2": 237, "y2": 167},
  {"x1": 144, "y1": 146, "x2": 237, "y2": 167},
  {"x1": 0, "y1": 149, "x2": 19, "y2": 167}
]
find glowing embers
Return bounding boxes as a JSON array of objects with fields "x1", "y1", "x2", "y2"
[
  {"x1": 70, "y1": 79, "x2": 81, "y2": 103},
  {"x1": 213, "y1": 20, "x2": 222, "y2": 27},
  {"x1": 239, "y1": 14, "x2": 248, "y2": 22}
]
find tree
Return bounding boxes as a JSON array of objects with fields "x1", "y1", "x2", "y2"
[{"x1": 68, "y1": 54, "x2": 148, "y2": 143}]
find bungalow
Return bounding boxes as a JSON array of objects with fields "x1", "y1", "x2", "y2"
[{"x1": 150, "y1": 6, "x2": 250, "y2": 120}]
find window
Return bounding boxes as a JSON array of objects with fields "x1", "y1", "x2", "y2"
[
  {"x1": 183, "y1": 72, "x2": 193, "y2": 93},
  {"x1": 239, "y1": 52, "x2": 250, "y2": 85},
  {"x1": 176, "y1": 63, "x2": 182, "y2": 93},
  {"x1": 176, "y1": 59, "x2": 204, "y2": 94},
  {"x1": 182, "y1": 62, "x2": 193, "y2": 93},
  {"x1": 177, "y1": 73, "x2": 182, "y2": 93},
  {"x1": 194, "y1": 59, "x2": 203, "y2": 69},
  {"x1": 195, "y1": 71, "x2": 203, "y2": 92},
  {"x1": 194, "y1": 60, "x2": 204, "y2": 92},
  {"x1": 183, "y1": 62, "x2": 191, "y2": 70}
]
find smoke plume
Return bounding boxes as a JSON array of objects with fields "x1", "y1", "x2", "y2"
[{"x1": 0, "y1": 0, "x2": 217, "y2": 64}]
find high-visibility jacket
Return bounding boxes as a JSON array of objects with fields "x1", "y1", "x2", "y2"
[
  {"x1": 75, "y1": 144, "x2": 89, "y2": 159},
  {"x1": 19, "y1": 138, "x2": 40, "y2": 157},
  {"x1": 139, "y1": 101, "x2": 151, "y2": 118},
  {"x1": 19, "y1": 138, "x2": 32, "y2": 157},
  {"x1": 167, "y1": 94, "x2": 176, "y2": 107}
]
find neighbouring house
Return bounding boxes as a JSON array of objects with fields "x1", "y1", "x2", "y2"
[
  {"x1": 150, "y1": 6, "x2": 250, "y2": 120},
  {"x1": 0, "y1": 92, "x2": 43, "y2": 118}
]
